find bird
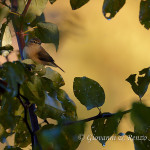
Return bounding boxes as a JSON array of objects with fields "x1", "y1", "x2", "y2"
[{"x1": 23, "y1": 38, "x2": 64, "y2": 72}]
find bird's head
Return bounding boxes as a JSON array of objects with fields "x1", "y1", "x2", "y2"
[{"x1": 28, "y1": 38, "x2": 41, "y2": 45}]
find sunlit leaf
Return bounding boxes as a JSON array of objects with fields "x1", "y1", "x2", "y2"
[
  {"x1": 35, "y1": 22, "x2": 59, "y2": 50},
  {"x1": 91, "y1": 112, "x2": 123, "y2": 146},
  {"x1": 73, "y1": 77, "x2": 105, "y2": 110},
  {"x1": 126, "y1": 67, "x2": 150, "y2": 98},
  {"x1": 0, "y1": 4, "x2": 9, "y2": 23},
  {"x1": 17, "y1": 0, "x2": 48, "y2": 23},
  {"x1": 70, "y1": 0, "x2": 89, "y2": 10},
  {"x1": 2, "y1": 26, "x2": 12, "y2": 47},
  {"x1": 103, "y1": 0, "x2": 125, "y2": 19}
]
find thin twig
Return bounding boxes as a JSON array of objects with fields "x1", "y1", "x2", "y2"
[
  {"x1": 23, "y1": 26, "x2": 38, "y2": 34},
  {"x1": 9, "y1": 11, "x2": 21, "y2": 16}
]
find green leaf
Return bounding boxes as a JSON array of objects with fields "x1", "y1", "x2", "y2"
[
  {"x1": 17, "y1": 0, "x2": 48, "y2": 23},
  {"x1": 70, "y1": 0, "x2": 89, "y2": 10},
  {"x1": 131, "y1": 102, "x2": 150, "y2": 133},
  {"x1": 35, "y1": 22, "x2": 59, "y2": 50},
  {"x1": 57, "y1": 89, "x2": 77, "y2": 120},
  {"x1": 14, "y1": 119, "x2": 31, "y2": 148},
  {"x1": 29, "y1": 13, "x2": 45, "y2": 27},
  {"x1": 139, "y1": 0, "x2": 150, "y2": 29},
  {"x1": 34, "y1": 64, "x2": 46, "y2": 76},
  {"x1": 2, "y1": 62, "x2": 26, "y2": 97},
  {"x1": 91, "y1": 112, "x2": 123, "y2": 146},
  {"x1": 20, "y1": 75, "x2": 45, "y2": 106},
  {"x1": 37, "y1": 122, "x2": 85, "y2": 150},
  {"x1": 49, "y1": 0, "x2": 56, "y2": 4},
  {"x1": 0, "y1": 93, "x2": 21, "y2": 130},
  {"x1": 103, "y1": 0, "x2": 125, "y2": 19},
  {"x1": 126, "y1": 131, "x2": 150, "y2": 150},
  {"x1": 73, "y1": 77, "x2": 105, "y2": 110},
  {"x1": 43, "y1": 67, "x2": 65, "y2": 88},
  {"x1": 0, "y1": 4, "x2": 9, "y2": 23},
  {"x1": 126, "y1": 67, "x2": 150, "y2": 98}
]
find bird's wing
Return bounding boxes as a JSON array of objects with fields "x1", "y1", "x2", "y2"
[{"x1": 37, "y1": 46, "x2": 54, "y2": 63}]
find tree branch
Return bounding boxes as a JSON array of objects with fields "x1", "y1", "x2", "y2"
[{"x1": 63, "y1": 109, "x2": 131, "y2": 126}]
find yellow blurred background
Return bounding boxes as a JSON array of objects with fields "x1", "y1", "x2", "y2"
[{"x1": 2, "y1": 0, "x2": 150, "y2": 149}]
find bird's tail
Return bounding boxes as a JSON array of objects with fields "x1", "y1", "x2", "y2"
[{"x1": 53, "y1": 62, "x2": 65, "y2": 72}]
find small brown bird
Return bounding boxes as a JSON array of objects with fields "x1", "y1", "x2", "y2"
[{"x1": 23, "y1": 38, "x2": 64, "y2": 72}]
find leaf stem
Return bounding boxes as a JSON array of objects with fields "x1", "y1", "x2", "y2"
[{"x1": 23, "y1": 26, "x2": 38, "y2": 34}]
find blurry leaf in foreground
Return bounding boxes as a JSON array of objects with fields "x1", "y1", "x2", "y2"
[
  {"x1": 70, "y1": 0, "x2": 89, "y2": 10},
  {"x1": 91, "y1": 112, "x2": 123, "y2": 146},
  {"x1": 126, "y1": 67, "x2": 150, "y2": 98},
  {"x1": 139, "y1": 0, "x2": 150, "y2": 29},
  {"x1": 103, "y1": 0, "x2": 125, "y2": 19},
  {"x1": 73, "y1": 77, "x2": 105, "y2": 110},
  {"x1": 38, "y1": 122, "x2": 85, "y2": 150}
]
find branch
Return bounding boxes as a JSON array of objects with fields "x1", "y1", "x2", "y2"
[
  {"x1": 17, "y1": 95, "x2": 32, "y2": 135},
  {"x1": 63, "y1": 109, "x2": 131, "y2": 126},
  {"x1": 22, "y1": 0, "x2": 32, "y2": 18}
]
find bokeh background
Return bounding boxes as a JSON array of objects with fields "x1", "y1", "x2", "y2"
[{"x1": 1, "y1": 0, "x2": 150, "y2": 149}]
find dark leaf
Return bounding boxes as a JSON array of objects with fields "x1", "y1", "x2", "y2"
[
  {"x1": 139, "y1": 0, "x2": 150, "y2": 29},
  {"x1": 2, "y1": 61, "x2": 26, "y2": 97},
  {"x1": 91, "y1": 112, "x2": 123, "y2": 145},
  {"x1": 126, "y1": 67, "x2": 150, "y2": 98},
  {"x1": 126, "y1": 131, "x2": 150, "y2": 150},
  {"x1": 73, "y1": 77, "x2": 105, "y2": 110},
  {"x1": 103, "y1": 0, "x2": 125, "y2": 19},
  {"x1": 70, "y1": 0, "x2": 89, "y2": 10},
  {"x1": 37, "y1": 122, "x2": 85, "y2": 150},
  {"x1": 4, "y1": 146, "x2": 22, "y2": 150},
  {"x1": 35, "y1": 22, "x2": 59, "y2": 50},
  {"x1": 131, "y1": 102, "x2": 150, "y2": 133},
  {"x1": 49, "y1": 0, "x2": 56, "y2": 4},
  {"x1": 14, "y1": 119, "x2": 31, "y2": 148}
]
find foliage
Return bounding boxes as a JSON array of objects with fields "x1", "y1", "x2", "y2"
[{"x1": 0, "y1": 0, "x2": 150, "y2": 150}]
